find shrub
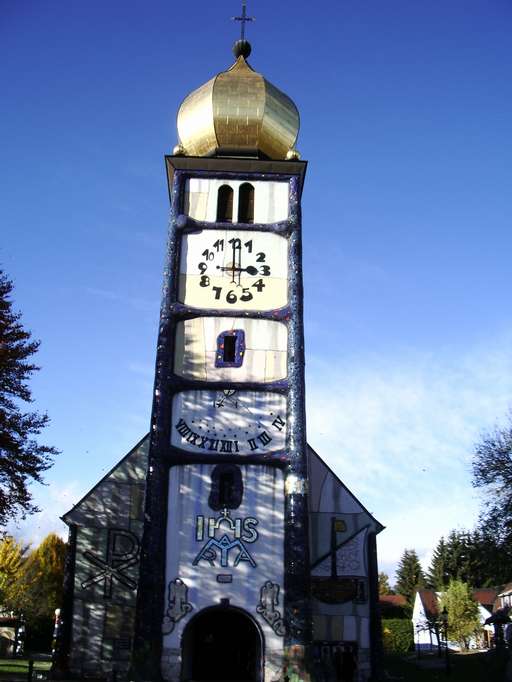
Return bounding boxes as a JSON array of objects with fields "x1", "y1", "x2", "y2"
[{"x1": 382, "y1": 618, "x2": 414, "y2": 654}]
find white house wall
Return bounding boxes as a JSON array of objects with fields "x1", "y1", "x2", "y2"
[
  {"x1": 162, "y1": 464, "x2": 285, "y2": 682},
  {"x1": 184, "y1": 178, "x2": 289, "y2": 224}
]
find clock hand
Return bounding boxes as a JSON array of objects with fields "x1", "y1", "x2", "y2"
[
  {"x1": 231, "y1": 240, "x2": 237, "y2": 284},
  {"x1": 216, "y1": 265, "x2": 258, "y2": 275},
  {"x1": 237, "y1": 236, "x2": 242, "y2": 286}
]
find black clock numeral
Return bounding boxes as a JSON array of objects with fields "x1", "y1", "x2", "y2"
[
  {"x1": 272, "y1": 415, "x2": 286, "y2": 431},
  {"x1": 199, "y1": 275, "x2": 210, "y2": 287},
  {"x1": 202, "y1": 249, "x2": 214, "y2": 261},
  {"x1": 252, "y1": 279, "x2": 265, "y2": 292},
  {"x1": 258, "y1": 431, "x2": 272, "y2": 447},
  {"x1": 198, "y1": 262, "x2": 207, "y2": 274},
  {"x1": 259, "y1": 265, "x2": 271, "y2": 276},
  {"x1": 228, "y1": 238, "x2": 241, "y2": 250},
  {"x1": 226, "y1": 290, "x2": 237, "y2": 304},
  {"x1": 212, "y1": 286, "x2": 222, "y2": 300},
  {"x1": 213, "y1": 239, "x2": 224, "y2": 252},
  {"x1": 240, "y1": 288, "x2": 253, "y2": 302},
  {"x1": 256, "y1": 252, "x2": 266, "y2": 262},
  {"x1": 244, "y1": 240, "x2": 253, "y2": 253}
]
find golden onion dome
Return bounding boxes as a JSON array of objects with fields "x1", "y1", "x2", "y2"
[{"x1": 176, "y1": 41, "x2": 300, "y2": 160}]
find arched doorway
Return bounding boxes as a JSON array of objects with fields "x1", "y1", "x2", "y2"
[{"x1": 181, "y1": 606, "x2": 263, "y2": 681}]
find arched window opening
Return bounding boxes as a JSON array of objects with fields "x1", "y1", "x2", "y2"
[
  {"x1": 209, "y1": 464, "x2": 243, "y2": 510},
  {"x1": 238, "y1": 183, "x2": 255, "y2": 223},
  {"x1": 216, "y1": 185, "x2": 234, "y2": 222}
]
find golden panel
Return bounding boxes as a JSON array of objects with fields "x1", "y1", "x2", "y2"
[
  {"x1": 177, "y1": 77, "x2": 217, "y2": 158},
  {"x1": 260, "y1": 80, "x2": 299, "y2": 159},
  {"x1": 176, "y1": 57, "x2": 300, "y2": 160},
  {"x1": 213, "y1": 59, "x2": 265, "y2": 151}
]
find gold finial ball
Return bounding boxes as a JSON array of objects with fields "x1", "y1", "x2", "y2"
[
  {"x1": 286, "y1": 149, "x2": 301, "y2": 160},
  {"x1": 172, "y1": 143, "x2": 186, "y2": 156}
]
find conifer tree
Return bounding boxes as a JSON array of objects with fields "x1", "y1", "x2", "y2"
[
  {"x1": 427, "y1": 536, "x2": 449, "y2": 589},
  {"x1": 0, "y1": 270, "x2": 57, "y2": 524},
  {"x1": 395, "y1": 549, "x2": 425, "y2": 605}
]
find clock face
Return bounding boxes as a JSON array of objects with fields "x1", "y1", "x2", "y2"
[
  {"x1": 178, "y1": 230, "x2": 288, "y2": 311},
  {"x1": 171, "y1": 390, "x2": 287, "y2": 455}
]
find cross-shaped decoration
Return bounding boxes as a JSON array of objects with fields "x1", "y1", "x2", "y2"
[{"x1": 232, "y1": 1, "x2": 255, "y2": 41}]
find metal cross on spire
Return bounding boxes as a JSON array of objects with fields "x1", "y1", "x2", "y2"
[{"x1": 232, "y1": 1, "x2": 255, "y2": 41}]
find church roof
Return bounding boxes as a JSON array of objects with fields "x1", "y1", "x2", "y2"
[
  {"x1": 175, "y1": 42, "x2": 300, "y2": 160},
  {"x1": 307, "y1": 443, "x2": 385, "y2": 532},
  {"x1": 62, "y1": 436, "x2": 383, "y2": 533},
  {"x1": 61, "y1": 434, "x2": 148, "y2": 526}
]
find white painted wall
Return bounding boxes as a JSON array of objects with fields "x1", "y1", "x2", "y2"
[
  {"x1": 184, "y1": 178, "x2": 289, "y2": 224},
  {"x1": 174, "y1": 317, "x2": 288, "y2": 383},
  {"x1": 162, "y1": 464, "x2": 285, "y2": 681}
]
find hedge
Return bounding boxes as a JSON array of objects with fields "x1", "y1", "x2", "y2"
[{"x1": 382, "y1": 618, "x2": 414, "y2": 654}]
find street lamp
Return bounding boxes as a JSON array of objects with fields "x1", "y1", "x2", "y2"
[{"x1": 440, "y1": 607, "x2": 450, "y2": 676}]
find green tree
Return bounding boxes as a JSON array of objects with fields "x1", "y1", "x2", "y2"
[
  {"x1": 0, "y1": 271, "x2": 58, "y2": 524},
  {"x1": 378, "y1": 572, "x2": 393, "y2": 595},
  {"x1": 14, "y1": 533, "x2": 66, "y2": 650},
  {"x1": 472, "y1": 419, "x2": 512, "y2": 580},
  {"x1": 472, "y1": 418, "x2": 512, "y2": 543},
  {"x1": 0, "y1": 535, "x2": 26, "y2": 608},
  {"x1": 440, "y1": 580, "x2": 480, "y2": 651},
  {"x1": 395, "y1": 549, "x2": 425, "y2": 605},
  {"x1": 15, "y1": 533, "x2": 66, "y2": 619},
  {"x1": 473, "y1": 413, "x2": 512, "y2": 584}
]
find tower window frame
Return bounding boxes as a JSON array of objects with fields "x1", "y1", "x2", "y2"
[
  {"x1": 238, "y1": 182, "x2": 255, "y2": 224},
  {"x1": 216, "y1": 184, "x2": 234, "y2": 223},
  {"x1": 215, "y1": 329, "x2": 245, "y2": 368}
]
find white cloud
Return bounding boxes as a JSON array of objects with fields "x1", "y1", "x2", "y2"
[
  {"x1": 6, "y1": 481, "x2": 80, "y2": 548},
  {"x1": 85, "y1": 287, "x2": 157, "y2": 313},
  {"x1": 306, "y1": 332, "x2": 512, "y2": 582}
]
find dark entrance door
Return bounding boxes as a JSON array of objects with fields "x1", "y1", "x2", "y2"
[{"x1": 181, "y1": 607, "x2": 262, "y2": 682}]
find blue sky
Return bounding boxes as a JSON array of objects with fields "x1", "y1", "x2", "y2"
[{"x1": 2, "y1": 0, "x2": 512, "y2": 582}]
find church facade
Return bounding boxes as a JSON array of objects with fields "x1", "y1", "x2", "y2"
[{"x1": 56, "y1": 36, "x2": 383, "y2": 682}]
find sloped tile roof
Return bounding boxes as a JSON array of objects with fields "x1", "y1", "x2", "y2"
[
  {"x1": 473, "y1": 588, "x2": 498, "y2": 609},
  {"x1": 418, "y1": 589, "x2": 439, "y2": 619},
  {"x1": 380, "y1": 594, "x2": 407, "y2": 606}
]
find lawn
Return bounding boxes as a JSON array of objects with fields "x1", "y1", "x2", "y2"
[
  {"x1": 384, "y1": 650, "x2": 508, "y2": 681},
  {"x1": 0, "y1": 659, "x2": 51, "y2": 680}
]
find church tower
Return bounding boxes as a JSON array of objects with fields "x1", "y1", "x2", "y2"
[{"x1": 133, "y1": 32, "x2": 312, "y2": 682}]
